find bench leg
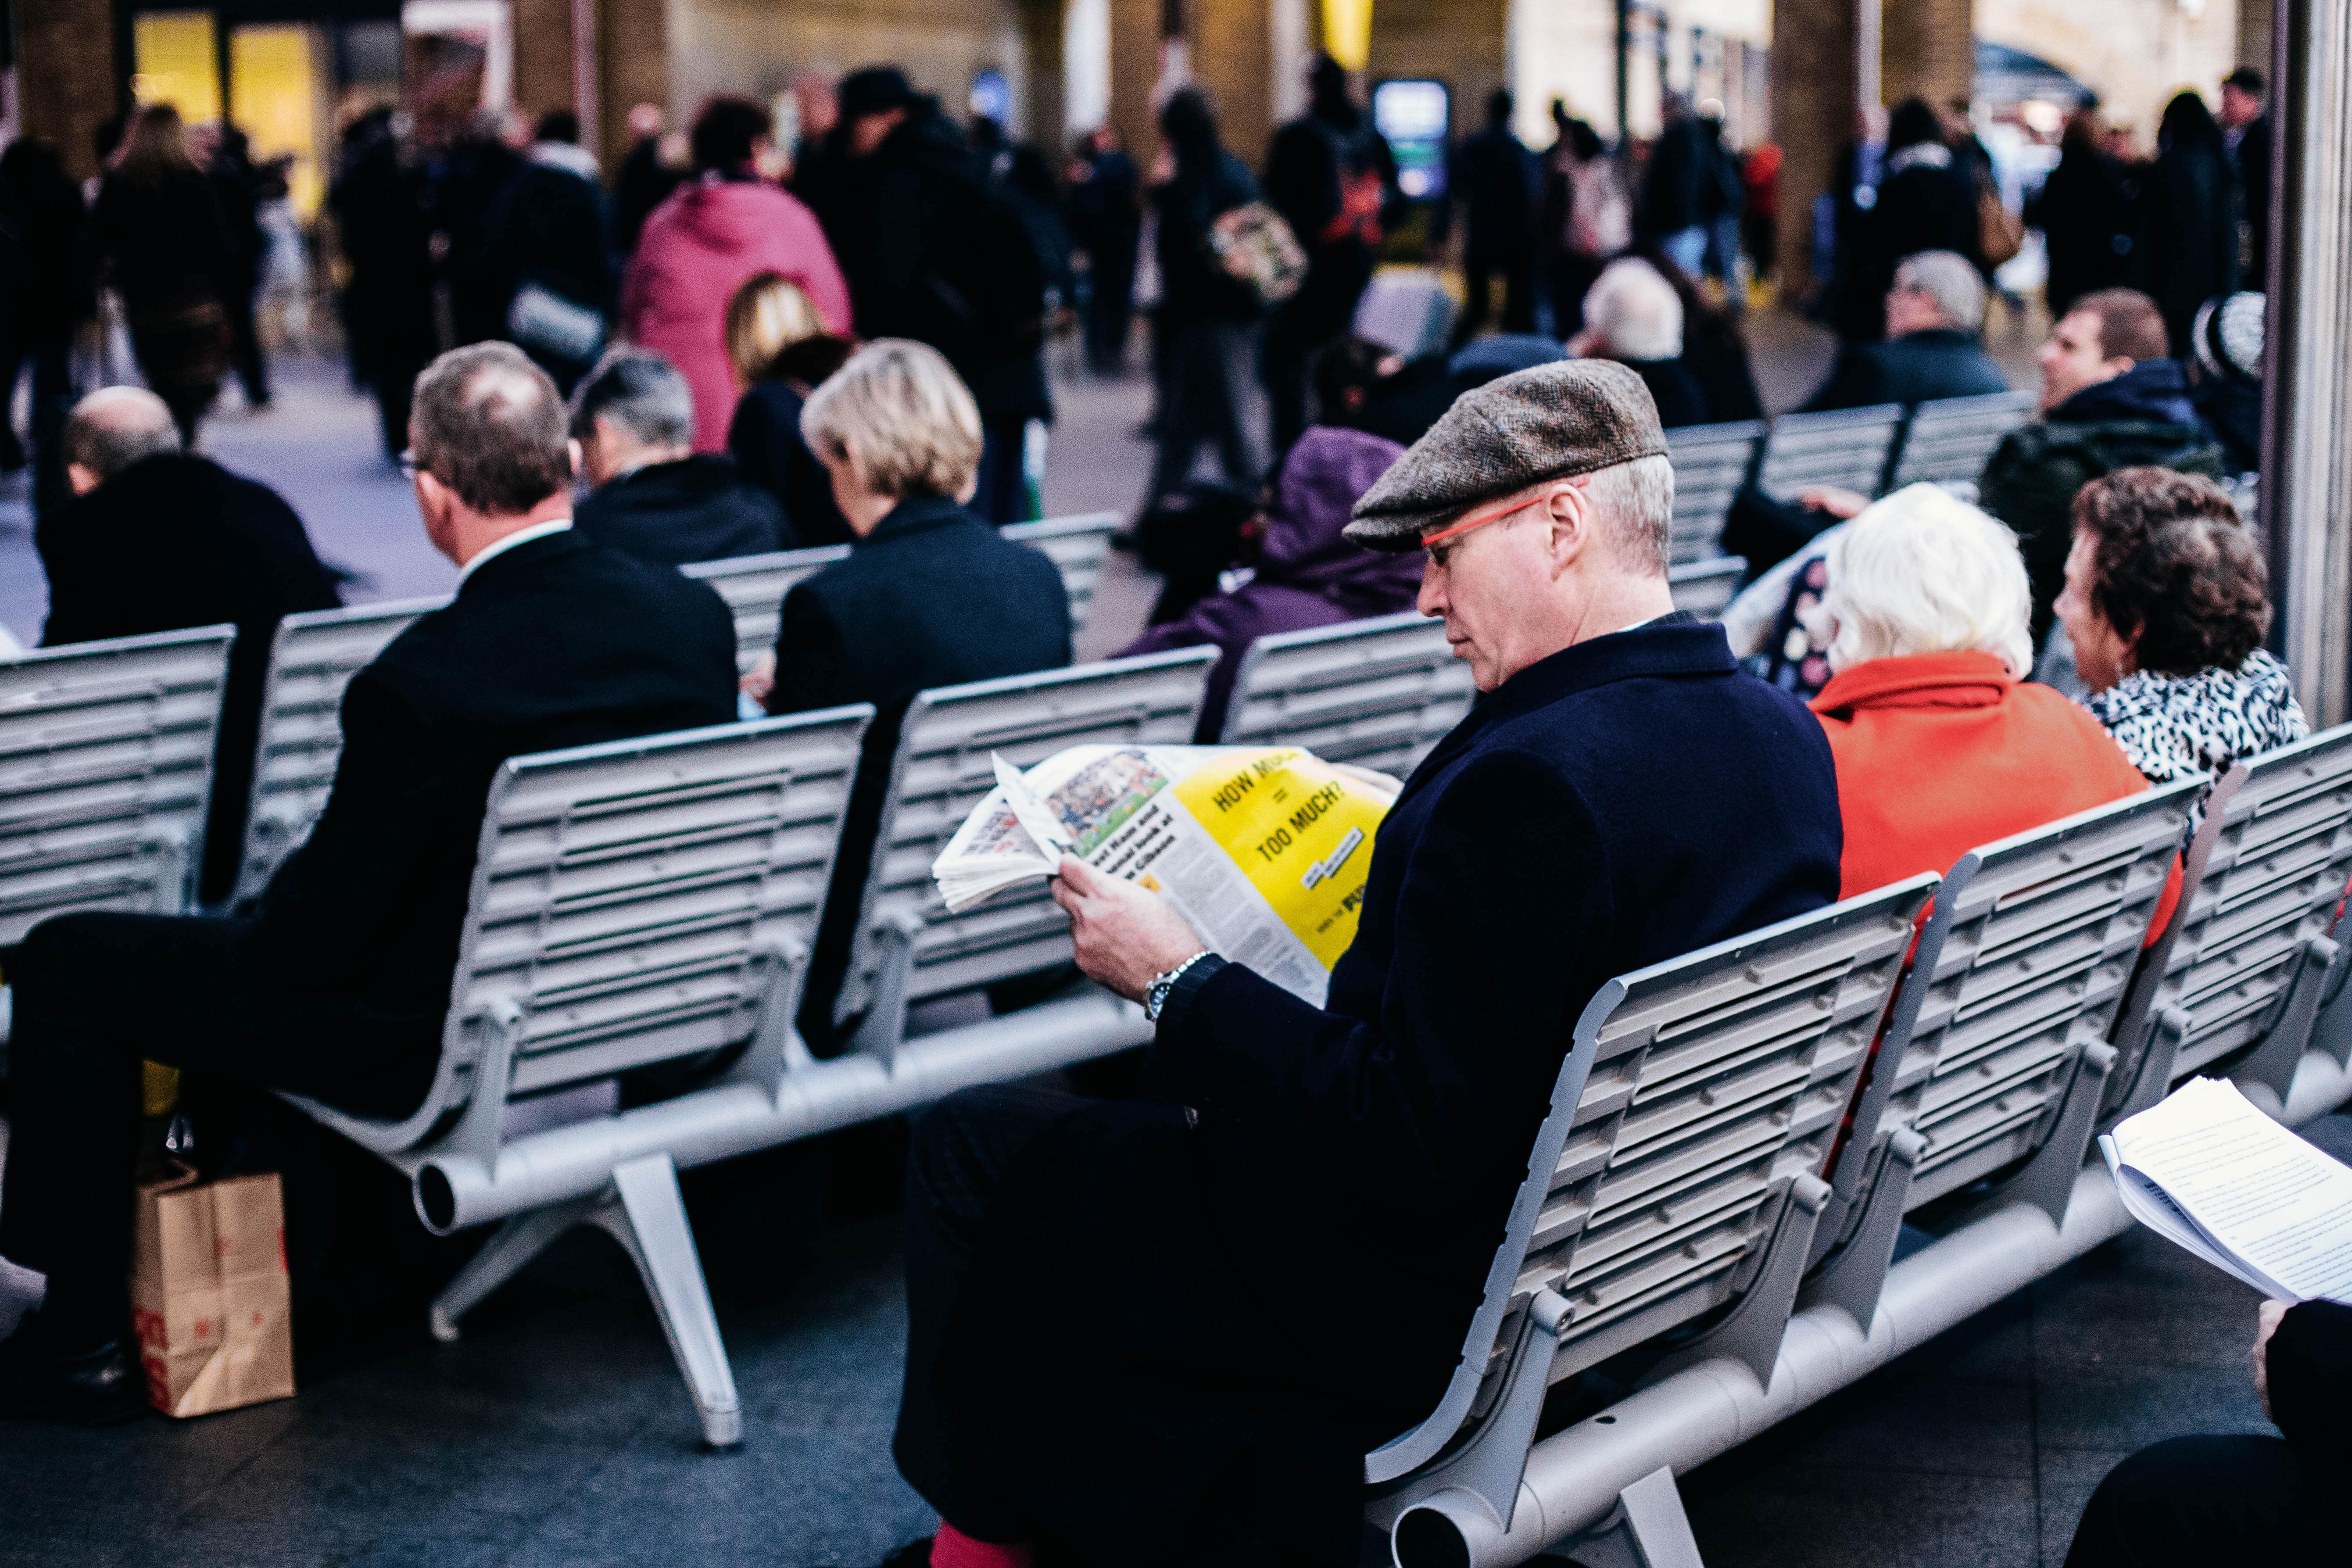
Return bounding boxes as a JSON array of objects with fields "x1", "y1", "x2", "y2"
[
  {"x1": 2238, "y1": 935, "x2": 2341, "y2": 1112},
  {"x1": 428, "y1": 1198, "x2": 594, "y2": 1343},
  {"x1": 1799, "y1": 1130, "x2": 1922, "y2": 1333},
  {"x1": 2107, "y1": 1006, "x2": 2190, "y2": 1127},
  {"x1": 1550, "y1": 1466, "x2": 1707, "y2": 1568},
  {"x1": 593, "y1": 1152, "x2": 743, "y2": 1450},
  {"x1": 847, "y1": 913, "x2": 920, "y2": 1070},
  {"x1": 1647, "y1": 1173, "x2": 1830, "y2": 1390}
]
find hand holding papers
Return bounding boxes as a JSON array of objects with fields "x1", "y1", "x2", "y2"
[
  {"x1": 933, "y1": 744, "x2": 1399, "y2": 1006},
  {"x1": 2098, "y1": 1077, "x2": 2352, "y2": 1304}
]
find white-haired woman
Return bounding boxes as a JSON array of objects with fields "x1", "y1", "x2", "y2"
[
  {"x1": 1806, "y1": 483, "x2": 2168, "y2": 904},
  {"x1": 757, "y1": 338, "x2": 1070, "y2": 1043}
]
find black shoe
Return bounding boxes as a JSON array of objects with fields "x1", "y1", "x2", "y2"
[{"x1": 0, "y1": 1312, "x2": 148, "y2": 1426}]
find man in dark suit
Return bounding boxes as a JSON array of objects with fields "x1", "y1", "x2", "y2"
[
  {"x1": 2220, "y1": 67, "x2": 2272, "y2": 289},
  {"x1": 873, "y1": 363, "x2": 1844, "y2": 1568},
  {"x1": 1799, "y1": 249, "x2": 2012, "y2": 412},
  {"x1": 572, "y1": 348, "x2": 786, "y2": 565},
  {"x1": 0, "y1": 344, "x2": 740, "y2": 1425},
  {"x1": 36, "y1": 387, "x2": 344, "y2": 903},
  {"x1": 755, "y1": 337, "x2": 1071, "y2": 1047}
]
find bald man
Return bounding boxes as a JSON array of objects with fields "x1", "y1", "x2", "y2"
[{"x1": 36, "y1": 386, "x2": 343, "y2": 901}]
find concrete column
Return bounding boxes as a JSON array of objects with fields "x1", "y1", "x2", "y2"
[
  {"x1": 17, "y1": 0, "x2": 118, "y2": 181},
  {"x1": 1880, "y1": 0, "x2": 1973, "y2": 111},
  {"x1": 1021, "y1": 0, "x2": 1070, "y2": 148},
  {"x1": 1108, "y1": 0, "x2": 1163, "y2": 169},
  {"x1": 513, "y1": 0, "x2": 580, "y2": 125},
  {"x1": 598, "y1": 0, "x2": 670, "y2": 171},
  {"x1": 1195, "y1": 0, "x2": 1276, "y2": 163},
  {"x1": 1367, "y1": 0, "x2": 1508, "y2": 141},
  {"x1": 1770, "y1": 0, "x2": 1863, "y2": 297},
  {"x1": 2241, "y1": 0, "x2": 2277, "y2": 66}
]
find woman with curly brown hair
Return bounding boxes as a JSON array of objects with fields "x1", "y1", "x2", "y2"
[{"x1": 2055, "y1": 465, "x2": 2307, "y2": 790}]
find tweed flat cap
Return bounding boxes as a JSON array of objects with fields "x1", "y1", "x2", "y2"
[{"x1": 1344, "y1": 359, "x2": 1668, "y2": 551}]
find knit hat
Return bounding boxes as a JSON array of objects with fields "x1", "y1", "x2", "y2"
[{"x1": 1344, "y1": 359, "x2": 1669, "y2": 551}]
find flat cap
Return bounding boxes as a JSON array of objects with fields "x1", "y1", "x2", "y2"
[{"x1": 1344, "y1": 359, "x2": 1668, "y2": 551}]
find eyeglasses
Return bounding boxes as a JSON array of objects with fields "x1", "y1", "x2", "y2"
[{"x1": 397, "y1": 450, "x2": 420, "y2": 480}]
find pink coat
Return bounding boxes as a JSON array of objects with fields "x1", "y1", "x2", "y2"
[{"x1": 620, "y1": 177, "x2": 852, "y2": 451}]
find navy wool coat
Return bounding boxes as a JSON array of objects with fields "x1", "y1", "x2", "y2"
[{"x1": 935, "y1": 616, "x2": 1844, "y2": 1564}]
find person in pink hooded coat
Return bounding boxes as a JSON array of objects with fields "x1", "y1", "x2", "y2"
[{"x1": 621, "y1": 96, "x2": 852, "y2": 451}]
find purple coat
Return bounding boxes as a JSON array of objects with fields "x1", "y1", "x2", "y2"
[{"x1": 1122, "y1": 425, "x2": 1417, "y2": 739}]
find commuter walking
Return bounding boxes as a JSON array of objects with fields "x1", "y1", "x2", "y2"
[
  {"x1": 207, "y1": 125, "x2": 272, "y2": 409},
  {"x1": 1445, "y1": 88, "x2": 1538, "y2": 342},
  {"x1": 1538, "y1": 111, "x2": 1626, "y2": 339},
  {"x1": 484, "y1": 110, "x2": 614, "y2": 393},
  {"x1": 2031, "y1": 111, "x2": 2134, "y2": 317},
  {"x1": 428, "y1": 111, "x2": 526, "y2": 348},
  {"x1": 1639, "y1": 93, "x2": 1713, "y2": 276},
  {"x1": 1142, "y1": 88, "x2": 1265, "y2": 510},
  {"x1": 0, "y1": 136, "x2": 89, "y2": 515},
  {"x1": 613, "y1": 104, "x2": 688, "y2": 257},
  {"x1": 87, "y1": 105, "x2": 235, "y2": 448},
  {"x1": 1066, "y1": 125, "x2": 1141, "y2": 373},
  {"x1": 1843, "y1": 98, "x2": 1980, "y2": 341},
  {"x1": 821, "y1": 67, "x2": 1051, "y2": 526},
  {"x1": 329, "y1": 109, "x2": 436, "y2": 460},
  {"x1": 1262, "y1": 54, "x2": 1397, "y2": 454},
  {"x1": 2219, "y1": 67, "x2": 2272, "y2": 287},
  {"x1": 2137, "y1": 91, "x2": 2240, "y2": 358},
  {"x1": 620, "y1": 95, "x2": 850, "y2": 453}
]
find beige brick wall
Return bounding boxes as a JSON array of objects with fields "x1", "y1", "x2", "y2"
[
  {"x1": 663, "y1": 0, "x2": 1026, "y2": 139},
  {"x1": 1365, "y1": 0, "x2": 1508, "y2": 142},
  {"x1": 18, "y1": 0, "x2": 118, "y2": 182},
  {"x1": 1194, "y1": 0, "x2": 1275, "y2": 165},
  {"x1": 1882, "y1": 0, "x2": 1974, "y2": 112},
  {"x1": 1771, "y1": 0, "x2": 1860, "y2": 295}
]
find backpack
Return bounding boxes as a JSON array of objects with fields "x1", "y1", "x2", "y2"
[
  {"x1": 1308, "y1": 118, "x2": 1389, "y2": 249},
  {"x1": 1566, "y1": 154, "x2": 1632, "y2": 258},
  {"x1": 1207, "y1": 201, "x2": 1309, "y2": 307}
]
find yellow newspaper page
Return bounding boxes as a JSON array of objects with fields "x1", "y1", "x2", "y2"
[{"x1": 1169, "y1": 748, "x2": 1390, "y2": 971}]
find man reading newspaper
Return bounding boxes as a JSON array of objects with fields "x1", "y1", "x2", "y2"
[{"x1": 879, "y1": 362, "x2": 1845, "y2": 1568}]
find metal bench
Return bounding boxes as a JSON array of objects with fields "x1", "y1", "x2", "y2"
[
  {"x1": 1754, "y1": 404, "x2": 1907, "y2": 503},
  {"x1": 1217, "y1": 612, "x2": 1475, "y2": 778},
  {"x1": 1354, "y1": 268, "x2": 1460, "y2": 356},
  {"x1": 1003, "y1": 511, "x2": 1120, "y2": 635},
  {"x1": 280, "y1": 707, "x2": 872, "y2": 1448},
  {"x1": 683, "y1": 546, "x2": 848, "y2": 672},
  {"x1": 1884, "y1": 390, "x2": 2037, "y2": 491},
  {"x1": 1364, "y1": 874, "x2": 1939, "y2": 1563},
  {"x1": 0, "y1": 626, "x2": 236, "y2": 943},
  {"x1": 835, "y1": 648, "x2": 1219, "y2": 1061},
  {"x1": 231, "y1": 597, "x2": 444, "y2": 905},
  {"x1": 1667, "y1": 556, "x2": 1747, "y2": 621},
  {"x1": 1665, "y1": 419, "x2": 1765, "y2": 563},
  {"x1": 1825, "y1": 780, "x2": 2201, "y2": 1254},
  {"x1": 2105, "y1": 725, "x2": 2352, "y2": 1121}
]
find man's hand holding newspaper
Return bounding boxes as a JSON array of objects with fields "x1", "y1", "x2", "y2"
[{"x1": 931, "y1": 744, "x2": 1401, "y2": 1007}]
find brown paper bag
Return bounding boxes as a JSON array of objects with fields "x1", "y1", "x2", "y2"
[{"x1": 129, "y1": 1169, "x2": 296, "y2": 1417}]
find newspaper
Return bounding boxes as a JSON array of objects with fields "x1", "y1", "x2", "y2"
[{"x1": 933, "y1": 745, "x2": 1400, "y2": 1005}]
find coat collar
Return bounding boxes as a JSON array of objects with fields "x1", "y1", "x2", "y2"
[
  {"x1": 855, "y1": 492, "x2": 969, "y2": 550},
  {"x1": 1410, "y1": 615, "x2": 1728, "y2": 788},
  {"x1": 1810, "y1": 650, "x2": 2013, "y2": 716}
]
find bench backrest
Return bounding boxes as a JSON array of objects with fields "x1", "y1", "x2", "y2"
[
  {"x1": 1667, "y1": 557, "x2": 1746, "y2": 621},
  {"x1": 396, "y1": 708, "x2": 872, "y2": 1148},
  {"x1": 832, "y1": 649, "x2": 1218, "y2": 1023},
  {"x1": 1884, "y1": 390, "x2": 2036, "y2": 491},
  {"x1": 1859, "y1": 780, "x2": 2201, "y2": 1210},
  {"x1": 1217, "y1": 612, "x2": 1475, "y2": 777},
  {"x1": 2111, "y1": 726, "x2": 2352, "y2": 1090},
  {"x1": 1365, "y1": 876, "x2": 1937, "y2": 1484},
  {"x1": 1756, "y1": 405, "x2": 1906, "y2": 502},
  {"x1": 234, "y1": 597, "x2": 443, "y2": 905},
  {"x1": 0, "y1": 626, "x2": 236, "y2": 942},
  {"x1": 683, "y1": 546, "x2": 850, "y2": 671},
  {"x1": 1666, "y1": 419, "x2": 1766, "y2": 563},
  {"x1": 1353, "y1": 270, "x2": 1459, "y2": 356},
  {"x1": 1003, "y1": 512, "x2": 1121, "y2": 635}
]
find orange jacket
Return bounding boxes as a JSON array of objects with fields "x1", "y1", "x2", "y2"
[{"x1": 1811, "y1": 651, "x2": 2180, "y2": 937}]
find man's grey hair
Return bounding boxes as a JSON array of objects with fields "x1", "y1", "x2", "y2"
[
  {"x1": 1582, "y1": 258, "x2": 1684, "y2": 361},
  {"x1": 1892, "y1": 250, "x2": 1987, "y2": 334},
  {"x1": 63, "y1": 387, "x2": 180, "y2": 484},
  {"x1": 411, "y1": 342, "x2": 572, "y2": 516},
  {"x1": 1584, "y1": 453, "x2": 1675, "y2": 574},
  {"x1": 569, "y1": 349, "x2": 696, "y2": 449}
]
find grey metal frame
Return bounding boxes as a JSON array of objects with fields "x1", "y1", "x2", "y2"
[
  {"x1": 682, "y1": 545, "x2": 848, "y2": 672},
  {"x1": 1217, "y1": 612, "x2": 1474, "y2": 777},
  {"x1": 279, "y1": 706, "x2": 873, "y2": 1447},
  {"x1": 834, "y1": 648, "x2": 1218, "y2": 1057},
  {"x1": 1363, "y1": 875, "x2": 1938, "y2": 1544},
  {"x1": 2104, "y1": 725, "x2": 2352, "y2": 1121},
  {"x1": 1884, "y1": 390, "x2": 2037, "y2": 490},
  {"x1": 1754, "y1": 404, "x2": 1907, "y2": 502},
  {"x1": 1833, "y1": 779, "x2": 2202, "y2": 1231},
  {"x1": 1002, "y1": 511, "x2": 1121, "y2": 635},
  {"x1": 232, "y1": 597, "x2": 444, "y2": 905},
  {"x1": 0, "y1": 625, "x2": 236, "y2": 942},
  {"x1": 1665, "y1": 420, "x2": 1765, "y2": 563}
]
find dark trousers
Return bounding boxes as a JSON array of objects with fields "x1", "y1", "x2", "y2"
[
  {"x1": 893, "y1": 1082, "x2": 1086, "y2": 1544},
  {"x1": 2064, "y1": 1435, "x2": 2330, "y2": 1566},
  {"x1": 0, "y1": 337, "x2": 77, "y2": 517},
  {"x1": 226, "y1": 283, "x2": 270, "y2": 406},
  {"x1": 0, "y1": 913, "x2": 433, "y2": 1347},
  {"x1": 1455, "y1": 243, "x2": 1536, "y2": 343},
  {"x1": 972, "y1": 419, "x2": 1031, "y2": 528},
  {"x1": 1085, "y1": 259, "x2": 1135, "y2": 373},
  {"x1": 1259, "y1": 310, "x2": 1321, "y2": 460},
  {"x1": 1145, "y1": 317, "x2": 1261, "y2": 507}
]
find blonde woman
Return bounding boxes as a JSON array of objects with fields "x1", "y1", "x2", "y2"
[
  {"x1": 724, "y1": 271, "x2": 857, "y2": 545},
  {"x1": 1806, "y1": 483, "x2": 2167, "y2": 905}
]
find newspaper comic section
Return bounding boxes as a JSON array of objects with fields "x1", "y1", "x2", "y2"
[{"x1": 934, "y1": 745, "x2": 1400, "y2": 1005}]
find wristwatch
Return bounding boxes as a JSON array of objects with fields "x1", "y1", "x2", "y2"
[{"x1": 1143, "y1": 949, "x2": 1214, "y2": 1024}]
